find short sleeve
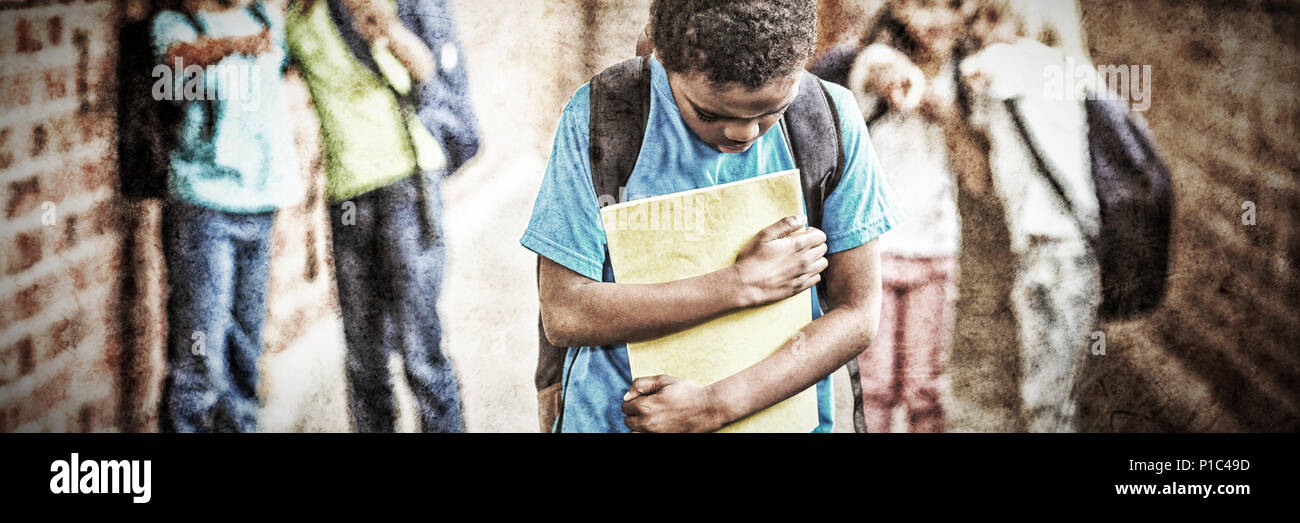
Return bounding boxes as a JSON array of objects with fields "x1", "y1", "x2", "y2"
[
  {"x1": 151, "y1": 11, "x2": 200, "y2": 63},
  {"x1": 520, "y1": 84, "x2": 609, "y2": 281},
  {"x1": 819, "y1": 80, "x2": 903, "y2": 254}
]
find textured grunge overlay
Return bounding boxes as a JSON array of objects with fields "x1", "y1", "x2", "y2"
[{"x1": 0, "y1": 0, "x2": 1295, "y2": 432}]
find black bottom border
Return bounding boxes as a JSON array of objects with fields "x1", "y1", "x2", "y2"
[{"x1": 2, "y1": 433, "x2": 1294, "y2": 512}]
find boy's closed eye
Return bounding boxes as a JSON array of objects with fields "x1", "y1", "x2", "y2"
[
  {"x1": 694, "y1": 105, "x2": 790, "y2": 124},
  {"x1": 694, "y1": 108, "x2": 720, "y2": 122}
]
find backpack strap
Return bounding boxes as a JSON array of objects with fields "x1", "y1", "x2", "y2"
[
  {"x1": 588, "y1": 56, "x2": 652, "y2": 205},
  {"x1": 538, "y1": 56, "x2": 651, "y2": 432},
  {"x1": 246, "y1": 0, "x2": 273, "y2": 30},
  {"x1": 1004, "y1": 97, "x2": 1094, "y2": 243},
  {"x1": 780, "y1": 71, "x2": 845, "y2": 232},
  {"x1": 777, "y1": 73, "x2": 843, "y2": 310},
  {"x1": 179, "y1": 11, "x2": 203, "y2": 34}
]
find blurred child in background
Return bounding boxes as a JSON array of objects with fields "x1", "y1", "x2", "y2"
[
  {"x1": 286, "y1": 0, "x2": 478, "y2": 432},
  {"x1": 812, "y1": 0, "x2": 966, "y2": 433},
  {"x1": 811, "y1": 0, "x2": 1100, "y2": 433},
  {"x1": 152, "y1": 0, "x2": 301, "y2": 432},
  {"x1": 954, "y1": 0, "x2": 1101, "y2": 432}
]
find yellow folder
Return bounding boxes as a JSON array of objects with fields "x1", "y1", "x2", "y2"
[{"x1": 600, "y1": 169, "x2": 818, "y2": 433}]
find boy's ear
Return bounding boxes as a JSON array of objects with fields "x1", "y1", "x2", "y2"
[{"x1": 636, "y1": 23, "x2": 654, "y2": 57}]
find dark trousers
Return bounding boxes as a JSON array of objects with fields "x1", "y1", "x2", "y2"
[
  {"x1": 330, "y1": 173, "x2": 465, "y2": 432},
  {"x1": 161, "y1": 199, "x2": 275, "y2": 433}
]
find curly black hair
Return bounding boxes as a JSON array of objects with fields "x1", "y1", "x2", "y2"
[{"x1": 650, "y1": 0, "x2": 818, "y2": 90}]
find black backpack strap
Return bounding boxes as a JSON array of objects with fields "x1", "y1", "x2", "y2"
[
  {"x1": 588, "y1": 56, "x2": 652, "y2": 205},
  {"x1": 780, "y1": 71, "x2": 845, "y2": 232},
  {"x1": 246, "y1": 0, "x2": 272, "y2": 29},
  {"x1": 179, "y1": 10, "x2": 204, "y2": 36},
  {"x1": 781, "y1": 72, "x2": 844, "y2": 310},
  {"x1": 537, "y1": 56, "x2": 650, "y2": 432},
  {"x1": 1004, "y1": 97, "x2": 1093, "y2": 242}
]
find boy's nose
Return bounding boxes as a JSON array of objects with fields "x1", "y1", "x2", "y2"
[{"x1": 723, "y1": 121, "x2": 760, "y2": 143}]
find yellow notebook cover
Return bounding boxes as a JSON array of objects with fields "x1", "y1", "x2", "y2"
[{"x1": 600, "y1": 169, "x2": 818, "y2": 433}]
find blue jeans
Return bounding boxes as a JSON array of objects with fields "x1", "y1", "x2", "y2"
[
  {"x1": 330, "y1": 173, "x2": 466, "y2": 432},
  {"x1": 160, "y1": 200, "x2": 275, "y2": 433}
]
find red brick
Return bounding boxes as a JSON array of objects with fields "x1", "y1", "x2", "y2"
[
  {"x1": 79, "y1": 157, "x2": 116, "y2": 191},
  {"x1": 42, "y1": 68, "x2": 69, "y2": 102},
  {"x1": 58, "y1": 213, "x2": 78, "y2": 253},
  {"x1": 47, "y1": 113, "x2": 77, "y2": 153},
  {"x1": 67, "y1": 259, "x2": 90, "y2": 290},
  {"x1": 0, "y1": 344, "x2": 13, "y2": 387},
  {"x1": 12, "y1": 367, "x2": 75, "y2": 429},
  {"x1": 15, "y1": 18, "x2": 42, "y2": 54},
  {"x1": 1, "y1": 405, "x2": 16, "y2": 432},
  {"x1": 47, "y1": 16, "x2": 63, "y2": 47},
  {"x1": 0, "y1": 127, "x2": 13, "y2": 169},
  {"x1": 29, "y1": 122, "x2": 46, "y2": 157},
  {"x1": 5, "y1": 230, "x2": 43, "y2": 275},
  {"x1": 74, "y1": 404, "x2": 93, "y2": 432},
  {"x1": 99, "y1": 332, "x2": 122, "y2": 371},
  {"x1": 15, "y1": 336, "x2": 35, "y2": 376},
  {"x1": 49, "y1": 316, "x2": 86, "y2": 360},
  {"x1": 77, "y1": 111, "x2": 114, "y2": 144},
  {"x1": 86, "y1": 248, "x2": 120, "y2": 289},
  {"x1": 75, "y1": 397, "x2": 119, "y2": 433},
  {"x1": 12, "y1": 277, "x2": 53, "y2": 321},
  {"x1": 5, "y1": 176, "x2": 40, "y2": 219},
  {"x1": 0, "y1": 74, "x2": 32, "y2": 111}
]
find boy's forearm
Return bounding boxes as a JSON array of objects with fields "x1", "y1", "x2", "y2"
[
  {"x1": 706, "y1": 303, "x2": 877, "y2": 425},
  {"x1": 538, "y1": 257, "x2": 749, "y2": 348},
  {"x1": 704, "y1": 242, "x2": 882, "y2": 427}
]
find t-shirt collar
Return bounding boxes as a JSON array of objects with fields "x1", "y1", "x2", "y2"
[{"x1": 649, "y1": 53, "x2": 676, "y2": 105}]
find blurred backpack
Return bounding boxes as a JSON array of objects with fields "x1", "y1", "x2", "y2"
[
  {"x1": 536, "y1": 56, "x2": 850, "y2": 432},
  {"x1": 116, "y1": 11, "x2": 197, "y2": 199},
  {"x1": 1007, "y1": 95, "x2": 1174, "y2": 320},
  {"x1": 116, "y1": 3, "x2": 272, "y2": 199}
]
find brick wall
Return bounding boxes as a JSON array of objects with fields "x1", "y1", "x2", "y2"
[
  {"x1": 0, "y1": 0, "x2": 342, "y2": 432},
  {"x1": 0, "y1": 0, "x2": 122, "y2": 432}
]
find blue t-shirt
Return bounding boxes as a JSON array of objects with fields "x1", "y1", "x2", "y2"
[
  {"x1": 152, "y1": 3, "x2": 302, "y2": 213},
  {"x1": 521, "y1": 55, "x2": 901, "y2": 433}
]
